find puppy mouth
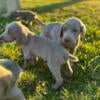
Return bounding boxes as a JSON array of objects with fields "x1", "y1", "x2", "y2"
[
  {"x1": 61, "y1": 41, "x2": 69, "y2": 48},
  {"x1": 61, "y1": 39, "x2": 70, "y2": 44}
]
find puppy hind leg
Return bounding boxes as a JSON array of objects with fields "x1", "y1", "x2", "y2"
[{"x1": 47, "y1": 62, "x2": 63, "y2": 90}]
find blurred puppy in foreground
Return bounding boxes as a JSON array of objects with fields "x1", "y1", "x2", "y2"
[{"x1": 0, "y1": 59, "x2": 25, "y2": 100}]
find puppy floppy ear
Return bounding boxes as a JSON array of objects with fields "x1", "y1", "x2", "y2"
[
  {"x1": 80, "y1": 24, "x2": 86, "y2": 40},
  {"x1": 15, "y1": 30, "x2": 29, "y2": 45},
  {"x1": 60, "y1": 26, "x2": 64, "y2": 38}
]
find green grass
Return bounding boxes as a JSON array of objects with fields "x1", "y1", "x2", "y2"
[{"x1": 0, "y1": 0, "x2": 100, "y2": 100}]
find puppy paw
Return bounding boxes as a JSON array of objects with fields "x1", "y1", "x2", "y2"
[
  {"x1": 51, "y1": 80, "x2": 63, "y2": 90},
  {"x1": 51, "y1": 84, "x2": 59, "y2": 90}
]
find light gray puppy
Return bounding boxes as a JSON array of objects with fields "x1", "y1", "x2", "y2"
[
  {"x1": 0, "y1": 21, "x2": 79, "y2": 90},
  {"x1": 0, "y1": 59, "x2": 25, "y2": 100},
  {"x1": 40, "y1": 17, "x2": 86, "y2": 54}
]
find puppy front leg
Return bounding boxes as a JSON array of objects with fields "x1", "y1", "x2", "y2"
[
  {"x1": 23, "y1": 59, "x2": 29, "y2": 69},
  {"x1": 22, "y1": 49, "x2": 31, "y2": 69},
  {"x1": 23, "y1": 55, "x2": 36, "y2": 69},
  {"x1": 22, "y1": 48, "x2": 36, "y2": 69},
  {"x1": 29, "y1": 55, "x2": 37, "y2": 65}
]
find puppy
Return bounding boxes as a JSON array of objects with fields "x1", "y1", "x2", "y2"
[
  {"x1": 0, "y1": 21, "x2": 79, "y2": 90},
  {"x1": 11, "y1": 10, "x2": 45, "y2": 27},
  {"x1": 0, "y1": 59, "x2": 25, "y2": 100},
  {"x1": 40, "y1": 17, "x2": 86, "y2": 54}
]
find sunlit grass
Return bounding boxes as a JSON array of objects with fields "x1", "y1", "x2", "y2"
[{"x1": 0, "y1": 0, "x2": 100, "y2": 100}]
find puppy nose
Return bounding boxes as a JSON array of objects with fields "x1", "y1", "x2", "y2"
[{"x1": 64, "y1": 38, "x2": 70, "y2": 43}]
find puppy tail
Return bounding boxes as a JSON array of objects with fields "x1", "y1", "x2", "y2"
[
  {"x1": 68, "y1": 54, "x2": 79, "y2": 62},
  {"x1": 65, "y1": 54, "x2": 78, "y2": 74},
  {"x1": 66, "y1": 60, "x2": 73, "y2": 74}
]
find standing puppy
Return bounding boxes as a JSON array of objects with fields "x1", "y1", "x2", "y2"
[
  {"x1": 0, "y1": 59, "x2": 25, "y2": 100},
  {"x1": 0, "y1": 21, "x2": 79, "y2": 90},
  {"x1": 41, "y1": 17, "x2": 86, "y2": 54}
]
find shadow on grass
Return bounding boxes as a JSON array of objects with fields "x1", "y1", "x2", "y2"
[
  {"x1": 19, "y1": 56, "x2": 100, "y2": 99},
  {"x1": 31, "y1": 0, "x2": 82, "y2": 14}
]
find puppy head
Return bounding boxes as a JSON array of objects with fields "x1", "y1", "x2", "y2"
[
  {"x1": 60, "y1": 17, "x2": 86, "y2": 47},
  {"x1": 0, "y1": 21, "x2": 30, "y2": 45}
]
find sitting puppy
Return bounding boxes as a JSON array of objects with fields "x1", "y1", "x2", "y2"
[
  {"x1": 0, "y1": 59, "x2": 25, "y2": 100},
  {"x1": 11, "y1": 10, "x2": 45, "y2": 27},
  {"x1": 40, "y1": 17, "x2": 86, "y2": 54},
  {"x1": 0, "y1": 21, "x2": 79, "y2": 90}
]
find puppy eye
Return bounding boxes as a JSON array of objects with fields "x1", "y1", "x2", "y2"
[
  {"x1": 72, "y1": 29, "x2": 77, "y2": 33},
  {"x1": 7, "y1": 29, "x2": 10, "y2": 34}
]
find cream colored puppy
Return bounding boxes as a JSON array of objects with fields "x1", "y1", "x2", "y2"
[
  {"x1": 0, "y1": 59, "x2": 25, "y2": 100},
  {"x1": 0, "y1": 21, "x2": 79, "y2": 90}
]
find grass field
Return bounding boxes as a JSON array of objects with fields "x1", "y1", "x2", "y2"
[{"x1": 0, "y1": 0, "x2": 100, "y2": 100}]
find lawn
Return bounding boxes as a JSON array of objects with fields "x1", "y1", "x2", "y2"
[{"x1": 0, "y1": 0, "x2": 100, "y2": 100}]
